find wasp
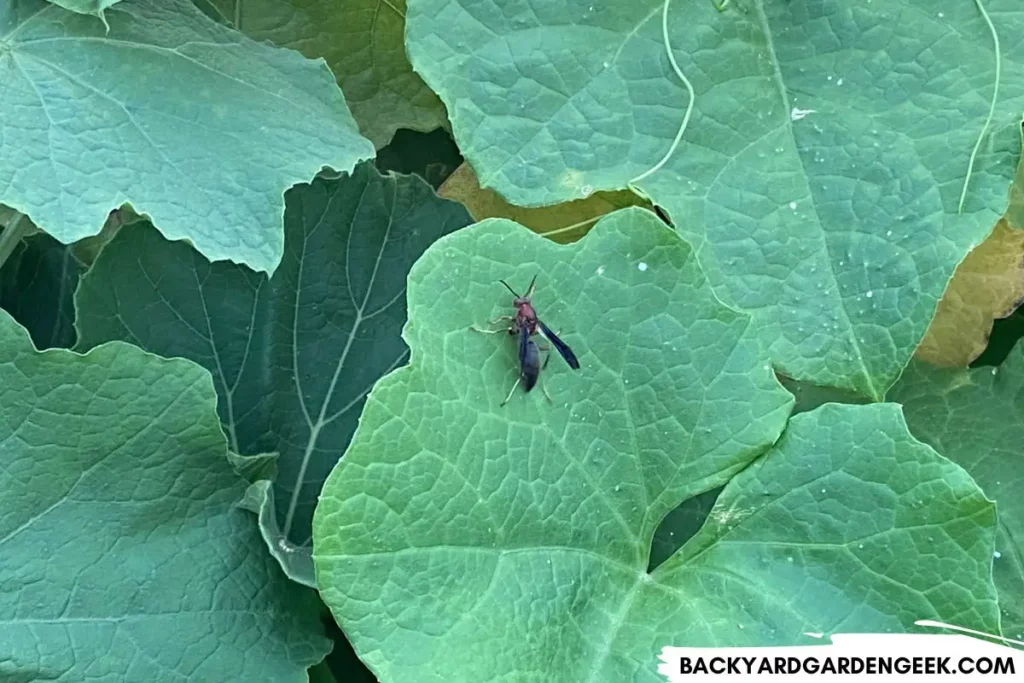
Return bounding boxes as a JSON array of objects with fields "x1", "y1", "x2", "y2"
[{"x1": 471, "y1": 275, "x2": 580, "y2": 405}]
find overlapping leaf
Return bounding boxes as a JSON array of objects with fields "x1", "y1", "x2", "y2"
[
  {"x1": 890, "y1": 348, "x2": 1024, "y2": 641},
  {"x1": 205, "y1": 0, "x2": 447, "y2": 148},
  {"x1": 75, "y1": 163, "x2": 473, "y2": 586},
  {"x1": 311, "y1": 209, "x2": 792, "y2": 677},
  {"x1": 405, "y1": 0, "x2": 1024, "y2": 398},
  {"x1": 0, "y1": 0, "x2": 374, "y2": 274},
  {"x1": 0, "y1": 310, "x2": 330, "y2": 681}
]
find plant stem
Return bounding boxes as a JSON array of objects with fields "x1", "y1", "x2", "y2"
[{"x1": 0, "y1": 210, "x2": 30, "y2": 271}]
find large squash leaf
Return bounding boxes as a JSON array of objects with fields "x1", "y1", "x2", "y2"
[
  {"x1": 404, "y1": 0, "x2": 1024, "y2": 398},
  {"x1": 74, "y1": 163, "x2": 473, "y2": 586},
  {"x1": 203, "y1": 0, "x2": 447, "y2": 148},
  {"x1": 890, "y1": 347, "x2": 1024, "y2": 641},
  {"x1": 0, "y1": 0, "x2": 374, "y2": 274},
  {"x1": 0, "y1": 310, "x2": 330, "y2": 681},
  {"x1": 313, "y1": 210, "x2": 998, "y2": 680}
]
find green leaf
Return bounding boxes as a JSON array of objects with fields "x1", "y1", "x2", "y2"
[
  {"x1": 1006, "y1": 119, "x2": 1024, "y2": 229},
  {"x1": 69, "y1": 206, "x2": 131, "y2": 266},
  {"x1": 405, "y1": 0, "x2": 1024, "y2": 398},
  {"x1": 205, "y1": 0, "x2": 447, "y2": 149},
  {"x1": 1, "y1": 0, "x2": 374, "y2": 275},
  {"x1": 238, "y1": 480, "x2": 315, "y2": 581},
  {"x1": 889, "y1": 348, "x2": 1024, "y2": 641},
  {"x1": 74, "y1": 164, "x2": 473, "y2": 586},
  {"x1": 0, "y1": 232, "x2": 81, "y2": 350},
  {"x1": 313, "y1": 208, "x2": 790, "y2": 678},
  {"x1": 311, "y1": 208, "x2": 999, "y2": 677},
  {"x1": 0, "y1": 310, "x2": 330, "y2": 681},
  {"x1": 229, "y1": 450, "x2": 279, "y2": 483}
]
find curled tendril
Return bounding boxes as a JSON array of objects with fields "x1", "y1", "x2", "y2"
[
  {"x1": 627, "y1": 0, "x2": 695, "y2": 199},
  {"x1": 958, "y1": 0, "x2": 1001, "y2": 214}
]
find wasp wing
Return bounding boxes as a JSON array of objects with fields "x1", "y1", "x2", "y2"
[{"x1": 537, "y1": 320, "x2": 580, "y2": 369}]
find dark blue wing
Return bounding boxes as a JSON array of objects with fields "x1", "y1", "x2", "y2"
[{"x1": 537, "y1": 320, "x2": 580, "y2": 369}]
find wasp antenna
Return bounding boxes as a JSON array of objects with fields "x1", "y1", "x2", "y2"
[
  {"x1": 525, "y1": 274, "x2": 538, "y2": 297},
  {"x1": 499, "y1": 279, "x2": 520, "y2": 297}
]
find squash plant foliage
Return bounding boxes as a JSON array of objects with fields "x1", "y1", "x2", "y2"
[{"x1": 0, "y1": 1, "x2": 1022, "y2": 681}]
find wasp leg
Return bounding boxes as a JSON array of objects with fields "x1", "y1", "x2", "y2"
[
  {"x1": 470, "y1": 315, "x2": 516, "y2": 334},
  {"x1": 500, "y1": 377, "x2": 522, "y2": 406}
]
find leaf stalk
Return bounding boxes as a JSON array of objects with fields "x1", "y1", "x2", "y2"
[{"x1": 0, "y1": 210, "x2": 30, "y2": 271}]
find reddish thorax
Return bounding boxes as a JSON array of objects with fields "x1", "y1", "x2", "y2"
[{"x1": 512, "y1": 297, "x2": 538, "y2": 335}]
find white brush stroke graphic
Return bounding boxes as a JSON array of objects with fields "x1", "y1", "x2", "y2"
[{"x1": 658, "y1": 622, "x2": 1021, "y2": 682}]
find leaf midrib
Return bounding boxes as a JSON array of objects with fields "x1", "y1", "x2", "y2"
[
  {"x1": 750, "y1": 0, "x2": 877, "y2": 398},
  {"x1": 281, "y1": 180, "x2": 398, "y2": 539}
]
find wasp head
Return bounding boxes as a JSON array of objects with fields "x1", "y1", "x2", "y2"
[{"x1": 500, "y1": 274, "x2": 537, "y2": 306}]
